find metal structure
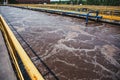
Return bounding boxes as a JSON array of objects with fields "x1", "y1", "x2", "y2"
[
  {"x1": 8, "y1": 4, "x2": 120, "y2": 23},
  {"x1": 85, "y1": 10, "x2": 100, "y2": 24},
  {"x1": 9, "y1": 4, "x2": 104, "y2": 24},
  {"x1": 0, "y1": 15, "x2": 44, "y2": 80}
]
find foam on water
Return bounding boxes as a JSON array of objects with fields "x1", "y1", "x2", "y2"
[{"x1": 1, "y1": 6, "x2": 120, "y2": 80}]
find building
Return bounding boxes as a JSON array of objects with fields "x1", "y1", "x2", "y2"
[{"x1": 15, "y1": 0, "x2": 50, "y2": 4}]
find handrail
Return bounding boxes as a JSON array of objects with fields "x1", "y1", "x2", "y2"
[
  {"x1": 0, "y1": 15, "x2": 44, "y2": 80},
  {"x1": 0, "y1": 19, "x2": 24, "y2": 80}
]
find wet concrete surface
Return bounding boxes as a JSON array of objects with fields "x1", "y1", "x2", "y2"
[{"x1": 0, "y1": 6, "x2": 120, "y2": 80}]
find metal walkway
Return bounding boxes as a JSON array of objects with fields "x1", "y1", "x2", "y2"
[{"x1": 0, "y1": 30, "x2": 17, "y2": 80}]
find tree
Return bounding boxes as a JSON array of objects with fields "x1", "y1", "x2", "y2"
[
  {"x1": 86, "y1": 0, "x2": 120, "y2": 6},
  {"x1": 9, "y1": 0, "x2": 17, "y2": 3}
]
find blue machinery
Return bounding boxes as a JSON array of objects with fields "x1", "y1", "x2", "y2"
[{"x1": 86, "y1": 11, "x2": 102, "y2": 24}]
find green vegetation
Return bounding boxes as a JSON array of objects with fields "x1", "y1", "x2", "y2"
[
  {"x1": 0, "y1": 0, "x2": 17, "y2": 4},
  {"x1": 87, "y1": 0, "x2": 120, "y2": 6},
  {"x1": 9, "y1": 0, "x2": 17, "y2": 3}
]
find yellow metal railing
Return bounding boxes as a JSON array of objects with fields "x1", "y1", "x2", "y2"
[{"x1": 0, "y1": 15, "x2": 44, "y2": 80}]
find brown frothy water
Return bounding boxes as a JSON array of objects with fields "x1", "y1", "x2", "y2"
[{"x1": 0, "y1": 6, "x2": 120, "y2": 80}]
